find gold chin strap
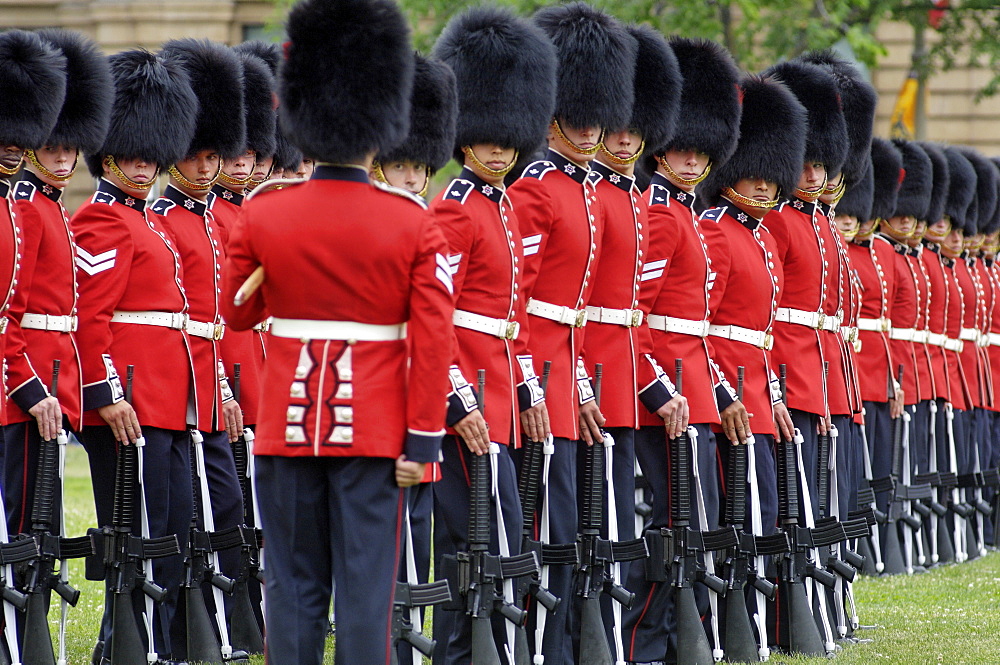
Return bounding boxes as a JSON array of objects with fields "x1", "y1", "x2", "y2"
[
  {"x1": 826, "y1": 177, "x2": 847, "y2": 204},
  {"x1": 169, "y1": 163, "x2": 221, "y2": 192},
  {"x1": 855, "y1": 220, "x2": 880, "y2": 240},
  {"x1": 0, "y1": 154, "x2": 23, "y2": 177},
  {"x1": 105, "y1": 155, "x2": 157, "y2": 190},
  {"x1": 25, "y1": 149, "x2": 76, "y2": 182},
  {"x1": 463, "y1": 146, "x2": 518, "y2": 179},
  {"x1": 218, "y1": 170, "x2": 252, "y2": 187},
  {"x1": 795, "y1": 171, "x2": 828, "y2": 202},
  {"x1": 657, "y1": 155, "x2": 711, "y2": 186},
  {"x1": 550, "y1": 119, "x2": 602, "y2": 156},
  {"x1": 722, "y1": 186, "x2": 779, "y2": 209},
  {"x1": 371, "y1": 160, "x2": 388, "y2": 184},
  {"x1": 598, "y1": 140, "x2": 644, "y2": 166}
]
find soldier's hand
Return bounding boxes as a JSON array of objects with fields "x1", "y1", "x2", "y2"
[
  {"x1": 520, "y1": 401, "x2": 550, "y2": 443},
  {"x1": 395, "y1": 455, "x2": 426, "y2": 488},
  {"x1": 889, "y1": 387, "x2": 904, "y2": 419},
  {"x1": 578, "y1": 400, "x2": 606, "y2": 446},
  {"x1": 655, "y1": 395, "x2": 688, "y2": 440},
  {"x1": 98, "y1": 400, "x2": 142, "y2": 445},
  {"x1": 29, "y1": 396, "x2": 62, "y2": 441},
  {"x1": 455, "y1": 409, "x2": 490, "y2": 455},
  {"x1": 773, "y1": 401, "x2": 794, "y2": 441},
  {"x1": 720, "y1": 399, "x2": 751, "y2": 445},
  {"x1": 223, "y1": 400, "x2": 244, "y2": 443},
  {"x1": 818, "y1": 413, "x2": 832, "y2": 435}
]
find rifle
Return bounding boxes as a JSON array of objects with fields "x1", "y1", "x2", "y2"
[
  {"x1": 229, "y1": 364, "x2": 265, "y2": 655},
  {"x1": 86, "y1": 365, "x2": 180, "y2": 664},
  {"x1": 0, "y1": 456, "x2": 38, "y2": 665},
  {"x1": 441, "y1": 369, "x2": 537, "y2": 665},
  {"x1": 912, "y1": 400, "x2": 951, "y2": 565},
  {"x1": 851, "y1": 410, "x2": 885, "y2": 575},
  {"x1": 20, "y1": 361, "x2": 94, "y2": 665},
  {"x1": 773, "y1": 364, "x2": 829, "y2": 656},
  {"x1": 643, "y1": 360, "x2": 730, "y2": 665}
]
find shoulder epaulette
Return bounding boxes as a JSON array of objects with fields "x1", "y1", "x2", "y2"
[
  {"x1": 91, "y1": 191, "x2": 116, "y2": 207},
  {"x1": 647, "y1": 183, "x2": 671, "y2": 207},
  {"x1": 372, "y1": 180, "x2": 428, "y2": 209},
  {"x1": 520, "y1": 160, "x2": 557, "y2": 180},
  {"x1": 149, "y1": 198, "x2": 175, "y2": 216},
  {"x1": 699, "y1": 206, "x2": 725, "y2": 222},
  {"x1": 441, "y1": 179, "x2": 475, "y2": 205},
  {"x1": 12, "y1": 180, "x2": 35, "y2": 202},
  {"x1": 244, "y1": 178, "x2": 306, "y2": 202}
]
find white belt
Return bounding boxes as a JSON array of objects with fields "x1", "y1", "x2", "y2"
[
  {"x1": 913, "y1": 330, "x2": 930, "y2": 344},
  {"x1": 707, "y1": 324, "x2": 773, "y2": 350},
  {"x1": 889, "y1": 327, "x2": 916, "y2": 342},
  {"x1": 20, "y1": 313, "x2": 77, "y2": 333},
  {"x1": 186, "y1": 319, "x2": 226, "y2": 341},
  {"x1": 944, "y1": 338, "x2": 965, "y2": 353},
  {"x1": 959, "y1": 327, "x2": 980, "y2": 343},
  {"x1": 856, "y1": 317, "x2": 891, "y2": 333},
  {"x1": 647, "y1": 315, "x2": 709, "y2": 338},
  {"x1": 112, "y1": 310, "x2": 187, "y2": 330},
  {"x1": 526, "y1": 299, "x2": 587, "y2": 328},
  {"x1": 989, "y1": 332, "x2": 1000, "y2": 347},
  {"x1": 775, "y1": 307, "x2": 841, "y2": 332},
  {"x1": 453, "y1": 310, "x2": 520, "y2": 340},
  {"x1": 927, "y1": 332, "x2": 947, "y2": 348},
  {"x1": 585, "y1": 306, "x2": 643, "y2": 328},
  {"x1": 269, "y1": 317, "x2": 406, "y2": 341}
]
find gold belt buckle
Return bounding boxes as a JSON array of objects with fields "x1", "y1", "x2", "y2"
[
  {"x1": 816, "y1": 313, "x2": 826, "y2": 331},
  {"x1": 504, "y1": 321, "x2": 519, "y2": 340},
  {"x1": 213, "y1": 323, "x2": 226, "y2": 341},
  {"x1": 574, "y1": 309, "x2": 587, "y2": 328},
  {"x1": 629, "y1": 310, "x2": 642, "y2": 327},
  {"x1": 0, "y1": 317, "x2": 8, "y2": 334},
  {"x1": 762, "y1": 331, "x2": 774, "y2": 350},
  {"x1": 881, "y1": 318, "x2": 890, "y2": 332}
]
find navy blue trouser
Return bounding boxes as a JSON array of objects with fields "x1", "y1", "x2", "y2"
[
  {"x1": 80, "y1": 425, "x2": 192, "y2": 658},
  {"x1": 396, "y1": 481, "x2": 433, "y2": 665},
  {"x1": 830, "y1": 414, "x2": 853, "y2": 520},
  {"x1": 789, "y1": 409, "x2": 822, "y2": 522},
  {"x1": 257, "y1": 455, "x2": 403, "y2": 665},
  {"x1": 432, "y1": 435, "x2": 522, "y2": 665},
  {"x1": 912, "y1": 401, "x2": 932, "y2": 475}
]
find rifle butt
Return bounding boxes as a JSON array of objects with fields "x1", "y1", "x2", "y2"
[
  {"x1": 936, "y1": 515, "x2": 955, "y2": 563},
  {"x1": 721, "y1": 588, "x2": 758, "y2": 663},
  {"x1": 674, "y1": 586, "x2": 714, "y2": 665},
  {"x1": 184, "y1": 584, "x2": 224, "y2": 664},
  {"x1": 577, "y1": 596, "x2": 612, "y2": 665},
  {"x1": 21, "y1": 592, "x2": 55, "y2": 665},
  {"x1": 470, "y1": 615, "x2": 502, "y2": 665},
  {"x1": 513, "y1": 625, "x2": 532, "y2": 665},
  {"x1": 230, "y1": 579, "x2": 265, "y2": 654},
  {"x1": 779, "y1": 579, "x2": 825, "y2": 656},
  {"x1": 109, "y1": 590, "x2": 147, "y2": 665},
  {"x1": 880, "y1": 522, "x2": 905, "y2": 575}
]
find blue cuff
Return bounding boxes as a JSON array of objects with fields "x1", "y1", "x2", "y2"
[
  {"x1": 639, "y1": 381, "x2": 671, "y2": 414},
  {"x1": 405, "y1": 429, "x2": 444, "y2": 464},
  {"x1": 9, "y1": 377, "x2": 48, "y2": 415},
  {"x1": 83, "y1": 379, "x2": 122, "y2": 412},
  {"x1": 715, "y1": 384, "x2": 736, "y2": 413},
  {"x1": 446, "y1": 390, "x2": 478, "y2": 427}
]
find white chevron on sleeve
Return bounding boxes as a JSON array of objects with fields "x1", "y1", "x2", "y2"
[{"x1": 75, "y1": 246, "x2": 117, "y2": 275}]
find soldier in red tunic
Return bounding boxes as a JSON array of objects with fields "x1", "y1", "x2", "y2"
[
  {"x1": 221, "y1": 0, "x2": 454, "y2": 661},
  {"x1": 3, "y1": 30, "x2": 95, "y2": 542},
  {"x1": 505, "y1": 5, "x2": 637, "y2": 661},
  {"x1": 73, "y1": 48, "x2": 198, "y2": 660},
  {"x1": 428, "y1": 10, "x2": 554, "y2": 661},
  {"x1": 621, "y1": 37, "x2": 741, "y2": 664}
]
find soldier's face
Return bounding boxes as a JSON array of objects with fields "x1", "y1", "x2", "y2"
[
  {"x1": 0, "y1": 145, "x2": 24, "y2": 171},
  {"x1": 659, "y1": 150, "x2": 710, "y2": 193},
  {"x1": 466, "y1": 144, "x2": 517, "y2": 185},
  {"x1": 797, "y1": 162, "x2": 827, "y2": 193},
  {"x1": 819, "y1": 172, "x2": 843, "y2": 205},
  {"x1": 885, "y1": 215, "x2": 916, "y2": 238},
  {"x1": 104, "y1": 157, "x2": 157, "y2": 198},
  {"x1": 909, "y1": 221, "x2": 927, "y2": 247},
  {"x1": 379, "y1": 159, "x2": 428, "y2": 195},
  {"x1": 943, "y1": 228, "x2": 964, "y2": 257},
  {"x1": 836, "y1": 214, "x2": 859, "y2": 238},
  {"x1": 602, "y1": 129, "x2": 642, "y2": 160},
  {"x1": 550, "y1": 120, "x2": 602, "y2": 162},
  {"x1": 32, "y1": 145, "x2": 78, "y2": 186},
  {"x1": 222, "y1": 149, "x2": 256, "y2": 183},
  {"x1": 925, "y1": 218, "x2": 951, "y2": 242},
  {"x1": 730, "y1": 177, "x2": 779, "y2": 218},
  {"x1": 857, "y1": 219, "x2": 879, "y2": 238},
  {"x1": 252, "y1": 154, "x2": 274, "y2": 182},
  {"x1": 295, "y1": 158, "x2": 315, "y2": 179}
]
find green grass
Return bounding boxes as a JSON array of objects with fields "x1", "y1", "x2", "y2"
[{"x1": 49, "y1": 445, "x2": 1000, "y2": 663}]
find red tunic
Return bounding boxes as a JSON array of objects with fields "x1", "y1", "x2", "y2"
[
  {"x1": 430, "y1": 168, "x2": 540, "y2": 445},
  {"x1": 987, "y1": 258, "x2": 1000, "y2": 411},
  {"x1": 911, "y1": 244, "x2": 937, "y2": 401},
  {"x1": 921, "y1": 241, "x2": 953, "y2": 402},
  {"x1": 153, "y1": 186, "x2": 231, "y2": 432},
  {"x1": 0, "y1": 180, "x2": 23, "y2": 424},
  {"x1": 942, "y1": 256, "x2": 973, "y2": 411},
  {"x1": 638, "y1": 173, "x2": 725, "y2": 426},
  {"x1": 847, "y1": 237, "x2": 896, "y2": 402},
  {"x1": 211, "y1": 185, "x2": 265, "y2": 426},
  {"x1": 954, "y1": 255, "x2": 987, "y2": 408},
  {"x1": 973, "y1": 256, "x2": 994, "y2": 408},
  {"x1": 584, "y1": 163, "x2": 669, "y2": 428},
  {"x1": 72, "y1": 179, "x2": 194, "y2": 430},
  {"x1": 766, "y1": 198, "x2": 831, "y2": 416},
  {"x1": 221, "y1": 165, "x2": 453, "y2": 461},
  {"x1": 507, "y1": 150, "x2": 603, "y2": 440},
  {"x1": 816, "y1": 206, "x2": 857, "y2": 415},
  {"x1": 7, "y1": 172, "x2": 82, "y2": 429},
  {"x1": 702, "y1": 205, "x2": 782, "y2": 437},
  {"x1": 881, "y1": 235, "x2": 920, "y2": 405}
]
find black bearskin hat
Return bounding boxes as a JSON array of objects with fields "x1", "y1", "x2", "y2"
[
  {"x1": 85, "y1": 49, "x2": 197, "y2": 178},
  {"x1": 990, "y1": 157, "x2": 1000, "y2": 235},
  {"x1": 942, "y1": 146, "x2": 977, "y2": 233},
  {"x1": 232, "y1": 41, "x2": 292, "y2": 171},
  {"x1": 957, "y1": 147, "x2": 998, "y2": 235},
  {"x1": 160, "y1": 39, "x2": 245, "y2": 161},
  {"x1": 36, "y1": 29, "x2": 112, "y2": 155},
  {"x1": 433, "y1": 6, "x2": 557, "y2": 160},
  {"x1": 916, "y1": 142, "x2": 950, "y2": 223},
  {"x1": 623, "y1": 25, "x2": 681, "y2": 155},
  {"x1": 660, "y1": 38, "x2": 741, "y2": 165},
  {"x1": 534, "y1": 2, "x2": 636, "y2": 132},
  {"x1": 0, "y1": 30, "x2": 67, "y2": 150},
  {"x1": 236, "y1": 52, "x2": 277, "y2": 160},
  {"x1": 763, "y1": 60, "x2": 848, "y2": 177},
  {"x1": 891, "y1": 139, "x2": 932, "y2": 220},
  {"x1": 869, "y1": 137, "x2": 902, "y2": 221},
  {"x1": 281, "y1": 0, "x2": 414, "y2": 164},
  {"x1": 702, "y1": 74, "x2": 807, "y2": 204},
  {"x1": 835, "y1": 158, "x2": 873, "y2": 221},
  {"x1": 377, "y1": 55, "x2": 457, "y2": 173},
  {"x1": 797, "y1": 50, "x2": 877, "y2": 186}
]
